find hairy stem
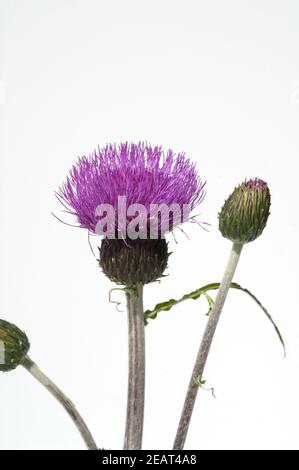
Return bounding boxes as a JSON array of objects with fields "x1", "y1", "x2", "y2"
[
  {"x1": 173, "y1": 242, "x2": 243, "y2": 450},
  {"x1": 21, "y1": 355, "x2": 97, "y2": 450},
  {"x1": 123, "y1": 284, "x2": 145, "y2": 450}
]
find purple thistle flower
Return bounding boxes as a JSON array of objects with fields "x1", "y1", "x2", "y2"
[
  {"x1": 245, "y1": 178, "x2": 267, "y2": 189},
  {"x1": 56, "y1": 142, "x2": 206, "y2": 237}
]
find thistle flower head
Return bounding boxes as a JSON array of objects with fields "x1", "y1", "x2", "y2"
[
  {"x1": 56, "y1": 142, "x2": 205, "y2": 285},
  {"x1": 219, "y1": 178, "x2": 271, "y2": 244},
  {"x1": 56, "y1": 142, "x2": 205, "y2": 236},
  {"x1": 99, "y1": 238, "x2": 169, "y2": 285},
  {"x1": 0, "y1": 320, "x2": 30, "y2": 372}
]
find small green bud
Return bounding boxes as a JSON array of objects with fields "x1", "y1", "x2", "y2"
[
  {"x1": 219, "y1": 178, "x2": 271, "y2": 244},
  {"x1": 99, "y1": 238, "x2": 169, "y2": 286},
  {"x1": 0, "y1": 319, "x2": 30, "y2": 372}
]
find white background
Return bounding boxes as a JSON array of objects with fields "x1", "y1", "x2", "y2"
[{"x1": 0, "y1": 0, "x2": 298, "y2": 450}]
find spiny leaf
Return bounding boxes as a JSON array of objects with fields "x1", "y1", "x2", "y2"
[
  {"x1": 144, "y1": 284, "x2": 214, "y2": 321},
  {"x1": 144, "y1": 282, "x2": 285, "y2": 356}
]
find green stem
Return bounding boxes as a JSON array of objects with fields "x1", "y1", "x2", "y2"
[
  {"x1": 22, "y1": 355, "x2": 97, "y2": 450},
  {"x1": 123, "y1": 284, "x2": 145, "y2": 450},
  {"x1": 173, "y1": 242, "x2": 243, "y2": 450}
]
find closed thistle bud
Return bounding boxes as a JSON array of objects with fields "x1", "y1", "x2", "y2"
[
  {"x1": 219, "y1": 178, "x2": 271, "y2": 244},
  {"x1": 99, "y1": 238, "x2": 169, "y2": 286},
  {"x1": 0, "y1": 319, "x2": 30, "y2": 372}
]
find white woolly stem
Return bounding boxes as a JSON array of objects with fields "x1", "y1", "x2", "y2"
[
  {"x1": 123, "y1": 284, "x2": 145, "y2": 450},
  {"x1": 173, "y1": 242, "x2": 243, "y2": 449},
  {"x1": 22, "y1": 356, "x2": 97, "y2": 450}
]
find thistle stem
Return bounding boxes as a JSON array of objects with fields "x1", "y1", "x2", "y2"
[
  {"x1": 123, "y1": 284, "x2": 145, "y2": 450},
  {"x1": 173, "y1": 242, "x2": 243, "y2": 450},
  {"x1": 21, "y1": 355, "x2": 97, "y2": 450}
]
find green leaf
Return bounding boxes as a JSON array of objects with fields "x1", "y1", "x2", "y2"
[
  {"x1": 193, "y1": 376, "x2": 216, "y2": 398},
  {"x1": 202, "y1": 292, "x2": 214, "y2": 315},
  {"x1": 144, "y1": 282, "x2": 285, "y2": 356}
]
